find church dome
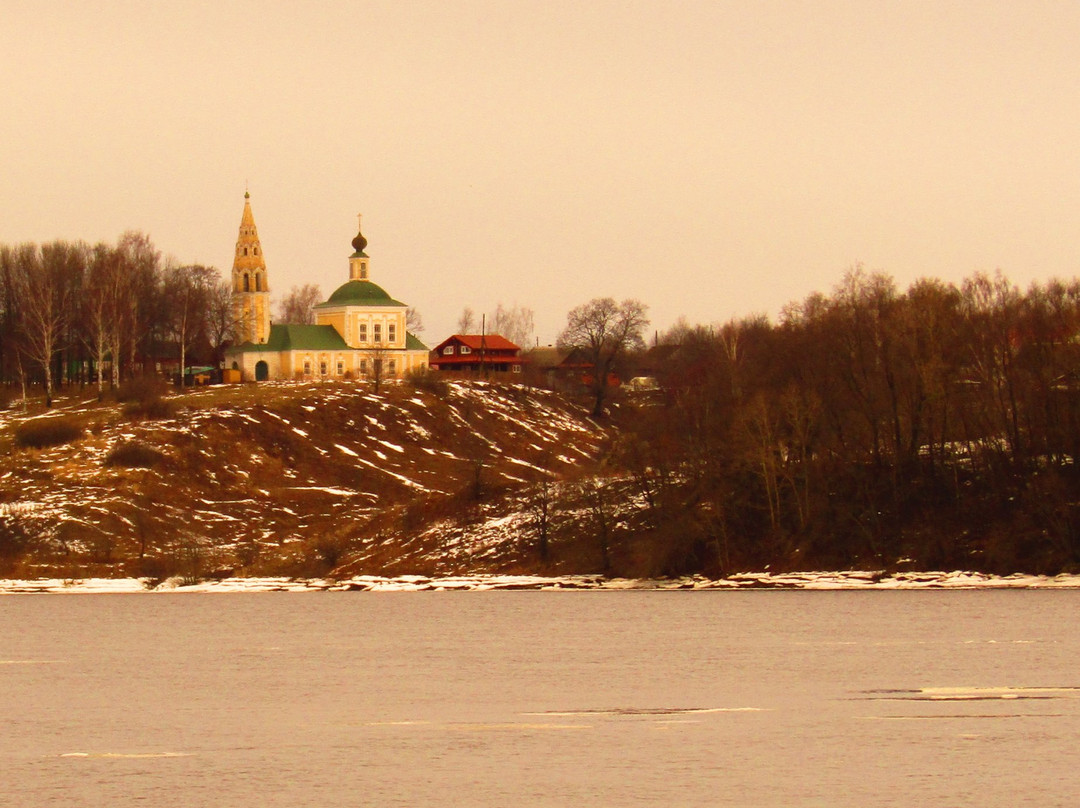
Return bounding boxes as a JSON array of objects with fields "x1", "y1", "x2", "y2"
[{"x1": 322, "y1": 279, "x2": 404, "y2": 307}]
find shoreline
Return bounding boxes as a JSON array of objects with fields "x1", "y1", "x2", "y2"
[{"x1": 3, "y1": 570, "x2": 1080, "y2": 594}]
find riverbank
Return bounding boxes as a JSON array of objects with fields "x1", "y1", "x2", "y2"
[{"x1": 4, "y1": 570, "x2": 1080, "y2": 594}]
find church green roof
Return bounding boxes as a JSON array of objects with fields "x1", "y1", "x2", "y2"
[
  {"x1": 229, "y1": 324, "x2": 350, "y2": 353},
  {"x1": 406, "y1": 332, "x2": 428, "y2": 351},
  {"x1": 317, "y1": 280, "x2": 405, "y2": 308}
]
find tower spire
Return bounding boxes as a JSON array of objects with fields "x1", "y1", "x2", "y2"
[{"x1": 231, "y1": 190, "x2": 271, "y2": 344}]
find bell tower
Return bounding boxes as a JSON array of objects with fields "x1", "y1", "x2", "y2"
[{"x1": 231, "y1": 191, "x2": 271, "y2": 344}]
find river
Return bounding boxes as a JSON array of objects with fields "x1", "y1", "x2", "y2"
[{"x1": 2, "y1": 591, "x2": 1077, "y2": 806}]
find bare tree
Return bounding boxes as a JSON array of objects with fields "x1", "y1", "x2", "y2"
[
  {"x1": 528, "y1": 477, "x2": 555, "y2": 564},
  {"x1": 406, "y1": 306, "x2": 424, "y2": 334},
  {"x1": 164, "y1": 264, "x2": 214, "y2": 385},
  {"x1": 457, "y1": 306, "x2": 476, "y2": 334},
  {"x1": 277, "y1": 284, "x2": 322, "y2": 325},
  {"x1": 366, "y1": 339, "x2": 391, "y2": 394},
  {"x1": 489, "y1": 302, "x2": 535, "y2": 348},
  {"x1": 115, "y1": 232, "x2": 161, "y2": 379},
  {"x1": 82, "y1": 243, "x2": 123, "y2": 398},
  {"x1": 558, "y1": 297, "x2": 649, "y2": 417},
  {"x1": 22, "y1": 242, "x2": 79, "y2": 407},
  {"x1": 205, "y1": 278, "x2": 238, "y2": 368}
]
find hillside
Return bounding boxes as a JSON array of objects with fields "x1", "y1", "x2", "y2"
[{"x1": 0, "y1": 379, "x2": 623, "y2": 581}]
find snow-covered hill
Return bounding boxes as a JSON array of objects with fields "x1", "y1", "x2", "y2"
[{"x1": 0, "y1": 380, "x2": 611, "y2": 579}]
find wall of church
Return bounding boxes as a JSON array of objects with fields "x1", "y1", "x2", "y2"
[
  {"x1": 231, "y1": 347, "x2": 428, "y2": 382},
  {"x1": 232, "y1": 292, "x2": 271, "y2": 345}
]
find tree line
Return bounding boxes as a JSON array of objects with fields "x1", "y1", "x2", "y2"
[
  {"x1": 607, "y1": 267, "x2": 1080, "y2": 575},
  {"x1": 0, "y1": 234, "x2": 234, "y2": 405}
]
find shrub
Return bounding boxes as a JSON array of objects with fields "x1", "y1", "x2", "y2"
[
  {"x1": 0, "y1": 513, "x2": 31, "y2": 559},
  {"x1": 105, "y1": 441, "x2": 165, "y2": 468},
  {"x1": 406, "y1": 367, "x2": 448, "y2": 395},
  {"x1": 122, "y1": 397, "x2": 176, "y2": 420},
  {"x1": 0, "y1": 386, "x2": 13, "y2": 411},
  {"x1": 117, "y1": 375, "x2": 175, "y2": 420},
  {"x1": 115, "y1": 375, "x2": 169, "y2": 404},
  {"x1": 15, "y1": 417, "x2": 83, "y2": 449}
]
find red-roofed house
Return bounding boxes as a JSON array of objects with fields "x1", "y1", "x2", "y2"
[{"x1": 430, "y1": 334, "x2": 526, "y2": 374}]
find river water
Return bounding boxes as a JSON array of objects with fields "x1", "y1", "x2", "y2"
[{"x1": 2, "y1": 591, "x2": 1077, "y2": 807}]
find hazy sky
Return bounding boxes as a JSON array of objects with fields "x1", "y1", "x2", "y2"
[{"x1": 3, "y1": 1, "x2": 1079, "y2": 344}]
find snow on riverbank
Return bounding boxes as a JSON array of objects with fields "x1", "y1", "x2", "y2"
[{"x1": 3, "y1": 570, "x2": 1080, "y2": 594}]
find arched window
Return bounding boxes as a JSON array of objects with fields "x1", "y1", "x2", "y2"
[
  {"x1": 244, "y1": 247, "x2": 248, "y2": 256},
  {"x1": 243, "y1": 274, "x2": 250, "y2": 292},
  {"x1": 255, "y1": 273, "x2": 262, "y2": 292},
  {"x1": 254, "y1": 247, "x2": 259, "y2": 256}
]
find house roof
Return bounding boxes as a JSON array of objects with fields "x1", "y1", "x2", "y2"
[
  {"x1": 438, "y1": 334, "x2": 521, "y2": 352},
  {"x1": 316, "y1": 279, "x2": 405, "y2": 308},
  {"x1": 406, "y1": 332, "x2": 429, "y2": 351},
  {"x1": 228, "y1": 324, "x2": 349, "y2": 353},
  {"x1": 526, "y1": 346, "x2": 577, "y2": 368}
]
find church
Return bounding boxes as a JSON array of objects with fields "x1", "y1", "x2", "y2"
[{"x1": 225, "y1": 193, "x2": 429, "y2": 382}]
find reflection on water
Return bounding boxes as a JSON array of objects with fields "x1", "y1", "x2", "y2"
[{"x1": 2, "y1": 591, "x2": 1078, "y2": 807}]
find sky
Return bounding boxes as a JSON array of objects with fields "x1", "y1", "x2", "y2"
[{"x1": 3, "y1": 0, "x2": 1079, "y2": 345}]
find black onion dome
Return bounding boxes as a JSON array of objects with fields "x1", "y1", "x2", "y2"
[{"x1": 351, "y1": 227, "x2": 368, "y2": 255}]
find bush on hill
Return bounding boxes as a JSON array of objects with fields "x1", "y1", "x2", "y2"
[
  {"x1": 105, "y1": 441, "x2": 165, "y2": 469},
  {"x1": 117, "y1": 375, "x2": 175, "y2": 420},
  {"x1": 15, "y1": 417, "x2": 82, "y2": 449}
]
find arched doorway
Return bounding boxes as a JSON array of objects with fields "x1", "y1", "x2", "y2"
[
  {"x1": 255, "y1": 361, "x2": 269, "y2": 381},
  {"x1": 231, "y1": 361, "x2": 239, "y2": 370}
]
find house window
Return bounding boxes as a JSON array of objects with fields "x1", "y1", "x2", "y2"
[
  {"x1": 388, "y1": 323, "x2": 396, "y2": 343},
  {"x1": 513, "y1": 364, "x2": 522, "y2": 373},
  {"x1": 337, "y1": 360, "x2": 344, "y2": 375},
  {"x1": 359, "y1": 323, "x2": 367, "y2": 342},
  {"x1": 443, "y1": 345, "x2": 455, "y2": 355},
  {"x1": 373, "y1": 323, "x2": 382, "y2": 343},
  {"x1": 460, "y1": 346, "x2": 472, "y2": 355}
]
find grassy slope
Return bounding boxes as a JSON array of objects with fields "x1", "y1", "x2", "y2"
[{"x1": 0, "y1": 379, "x2": 616, "y2": 580}]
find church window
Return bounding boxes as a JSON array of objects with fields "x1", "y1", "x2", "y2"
[
  {"x1": 254, "y1": 247, "x2": 258, "y2": 255},
  {"x1": 319, "y1": 361, "x2": 328, "y2": 376},
  {"x1": 388, "y1": 324, "x2": 396, "y2": 343},
  {"x1": 388, "y1": 359, "x2": 396, "y2": 376},
  {"x1": 244, "y1": 247, "x2": 248, "y2": 256},
  {"x1": 359, "y1": 323, "x2": 367, "y2": 342},
  {"x1": 255, "y1": 273, "x2": 262, "y2": 292},
  {"x1": 303, "y1": 360, "x2": 311, "y2": 376},
  {"x1": 337, "y1": 360, "x2": 344, "y2": 376},
  {"x1": 374, "y1": 323, "x2": 382, "y2": 343},
  {"x1": 360, "y1": 359, "x2": 367, "y2": 375},
  {"x1": 243, "y1": 274, "x2": 250, "y2": 292}
]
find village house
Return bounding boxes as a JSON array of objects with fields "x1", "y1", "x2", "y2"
[
  {"x1": 225, "y1": 194, "x2": 428, "y2": 381},
  {"x1": 429, "y1": 334, "x2": 525, "y2": 375}
]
